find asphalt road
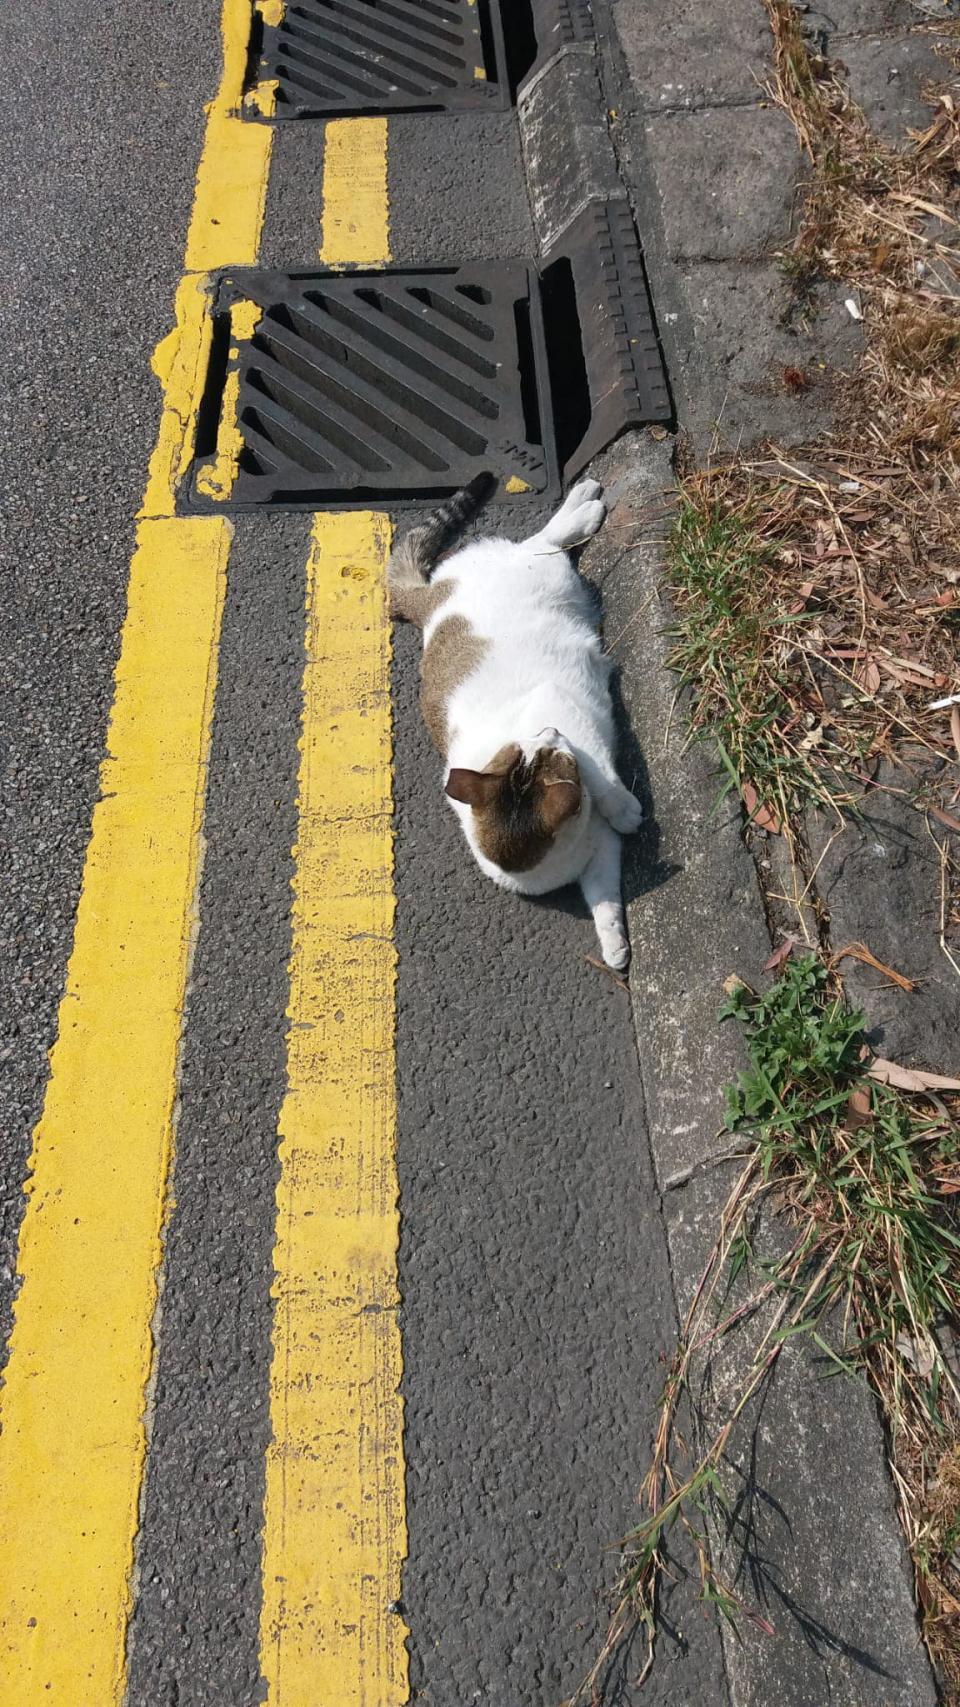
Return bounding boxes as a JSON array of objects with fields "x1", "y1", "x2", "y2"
[{"x1": 0, "y1": 2, "x2": 726, "y2": 1703}]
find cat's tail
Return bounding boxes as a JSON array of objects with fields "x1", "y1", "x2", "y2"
[{"x1": 388, "y1": 471, "x2": 495, "y2": 587}]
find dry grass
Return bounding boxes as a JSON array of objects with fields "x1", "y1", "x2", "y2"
[
  {"x1": 667, "y1": 5, "x2": 960, "y2": 832},
  {"x1": 667, "y1": 457, "x2": 960, "y2": 823}
]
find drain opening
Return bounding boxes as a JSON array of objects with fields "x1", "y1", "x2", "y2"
[
  {"x1": 539, "y1": 256, "x2": 591, "y2": 475},
  {"x1": 191, "y1": 306, "x2": 236, "y2": 465},
  {"x1": 544, "y1": 201, "x2": 673, "y2": 482},
  {"x1": 500, "y1": 0, "x2": 536, "y2": 98}
]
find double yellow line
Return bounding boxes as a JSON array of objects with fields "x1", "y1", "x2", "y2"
[{"x1": 0, "y1": 4, "x2": 405, "y2": 1700}]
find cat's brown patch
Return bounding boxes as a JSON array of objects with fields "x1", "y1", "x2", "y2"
[
  {"x1": 446, "y1": 744, "x2": 581, "y2": 872},
  {"x1": 389, "y1": 575, "x2": 454, "y2": 629},
  {"x1": 420, "y1": 611, "x2": 488, "y2": 756}
]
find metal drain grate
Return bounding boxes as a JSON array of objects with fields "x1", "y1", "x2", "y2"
[
  {"x1": 246, "y1": 0, "x2": 508, "y2": 118},
  {"x1": 186, "y1": 265, "x2": 556, "y2": 509}
]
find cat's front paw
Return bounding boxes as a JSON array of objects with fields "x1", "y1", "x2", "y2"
[
  {"x1": 605, "y1": 788, "x2": 645, "y2": 835},
  {"x1": 560, "y1": 499, "x2": 606, "y2": 547},
  {"x1": 599, "y1": 926, "x2": 631, "y2": 973},
  {"x1": 567, "y1": 478, "x2": 603, "y2": 505}
]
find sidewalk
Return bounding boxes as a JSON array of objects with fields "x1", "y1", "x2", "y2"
[{"x1": 566, "y1": 0, "x2": 959, "y2": 1699}]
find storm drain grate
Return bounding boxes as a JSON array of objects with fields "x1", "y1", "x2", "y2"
[
  {"x1": 186, "y1": 264, "x2": 556, "y2": 509},
  {"x1": 245, "y1": 0, "x2": 509, "y2": 118}
]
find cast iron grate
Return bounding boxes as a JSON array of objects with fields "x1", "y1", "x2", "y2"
[
  {"x1": 247, "y1": 0, "x2": 508, "y2": 117},
  {"x1": 187, "y1": 264, "x2": 556, "y2": 508}
]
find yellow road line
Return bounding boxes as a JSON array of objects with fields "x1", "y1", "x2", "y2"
[
  {"x1": 320, "y1": 117, "x2": 390, "y2": 266},
  {"x1": 186, "y1": 0, "x2": 273, "y2": 273},
  {"x1": 141, "y1": 272, "x2": 214, "y2": 519},
  {"x1": 261, "y1": 106, "x2": 405, "y2": 1707},
  {"x1": 0, "y1": 517, "x2": 228, "y2": 1700},
  {"x1": 259, "y1": 514, "x2": 409, "y2": 1706},
  {"x1": 0, "y1": 0, "x2": 275, "y2": 1692},
  {"x1": 144, "y1": 0, "x2": 274, "y2": 521}
]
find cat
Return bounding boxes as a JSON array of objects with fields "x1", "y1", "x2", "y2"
[{"x1": 389, "y1": 473, "x2": 643, "y2": 971}]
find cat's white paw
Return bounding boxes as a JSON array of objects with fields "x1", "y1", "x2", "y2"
[
  {"x1": 566, "y1": 478, "x2": 603, "y2": 505},
  {"x1": 561, "y1": 498, "x2": 607, "y2": 546},
  {"x1": 605, "y1": 788, "x2": 644, "y2": 835},
  {"x1": 599, "y1": 928, "x2": 631, "y2": 973}
]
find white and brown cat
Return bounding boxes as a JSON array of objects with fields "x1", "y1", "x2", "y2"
[{"x1": 389, "y1": 473, "x2": 643, "y2": 970}]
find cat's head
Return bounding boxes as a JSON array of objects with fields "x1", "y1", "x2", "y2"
[{"x1": 444, "y1": 733, "x2": 584, "y2": 873}]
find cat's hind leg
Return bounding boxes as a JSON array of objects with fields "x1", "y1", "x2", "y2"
[
  {"x1": 535, "y1": 479, "x2": 606, "y2": 551},
  {"x1": 580, "y1": 819, "x2": 631, "y2": 971}
]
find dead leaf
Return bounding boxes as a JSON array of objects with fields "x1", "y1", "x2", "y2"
[
  {"x1": 741, "y1": 781, "x2": 783, "y2": 835},
  {"x1": 867, "y1": 1058, "x2": 960, "y2": 1092},
  {"x1": 858, "y1": 658, "x2": 882, "y2": 694},
  {"x1": 930, "y1": 805, "x2": 960, "y2": 835},
  {"x1": 878, "y1": 658, "x2": 940, "y2": 690},
  {"x1": 951, "y1": 704, "x2": 960, "y2": 763},
  {"x1": 799, "y1": 724, "x2": 824, "y2": 751},
  {"x1": 833, "y1": 941, "x2": 916, "y2": 991},
  {"x1": 763, "y1": 937, "x2": 799, "y2": 973},
  {"x1": 886, "y1": 655, "x2": 938, "y2": 680},
  {"x1": 845, "y1": 1085, "x2": 873, "y2": 1131},
  {"x1": 871, "y1": 242, "x2": 892, "y2": 270},
  {"x1": 896, "y1": 1332, "x2": 935, "y2": 1379}
]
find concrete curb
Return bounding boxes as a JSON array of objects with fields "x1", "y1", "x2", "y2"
[{"x1": 517, "y1": 5, "x2": 671, "y2": 481}]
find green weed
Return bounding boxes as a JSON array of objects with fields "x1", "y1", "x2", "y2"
[{"x1": 665, "y1": 494, "x2": 856, "y2": 823}]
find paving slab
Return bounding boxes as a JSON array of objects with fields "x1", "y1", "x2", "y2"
[
  {"x1": 640, "y1": 104, "x2": 800, "y2": 260},
  {"x1": 612, "y1": 0, "x2": 774, "y2": 111},
  {"x1": 677, "y1": 263, "x2": 864, "y2": 449},
  {"x1": 840, "y1": 28, "x2": 954, "y2": 144},
  {"x1": 588, "y1": 0, "x2": 952, "y2": 1687},
  {"x1": 812, "y1": 0, "x2": 922, "y2": 34},
  {"x1": 808, "y1": 762, "x2": 960, "y2": 1074}
]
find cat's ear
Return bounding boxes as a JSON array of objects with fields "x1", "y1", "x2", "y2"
[
  {"x1": 445, "y1": 767, "x2": 505, "y2": 808},
  {"x1": 539, "y1": 778, "x2": 581, "y2": 831}
]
